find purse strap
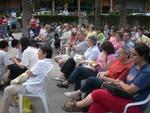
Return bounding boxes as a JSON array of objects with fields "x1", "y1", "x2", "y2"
[{"x1": 101, "y1": 82, "x2": 112, "y2": 89}]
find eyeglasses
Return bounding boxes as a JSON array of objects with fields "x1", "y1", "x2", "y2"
[{"x1": 131, "y1": 52, "x2": 138, "y2": 57}]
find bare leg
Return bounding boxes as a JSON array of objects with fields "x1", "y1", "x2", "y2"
[
  {"x1": 58, "y1": 60, "x2": 66, "y2": 68},
  {"x1": 76, "y1": 93, "x2": 93, "y2": 108},
  {"x1": 60, "y1": 72, "x2": 65, "y2": 77},
  {"x1": 62, "y1": 80, "x2": 69, "y2": 85},
  {"x1": 0, "y1": 97, "x2": 9, "y2": 113},
  {"x1": 4, "y1": 70, "x2": 10, "y2": 83},
  {"x1": 72, "y1": 90, "x2": 82, "y2": 96}
]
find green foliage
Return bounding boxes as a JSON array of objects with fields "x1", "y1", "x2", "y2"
[
  {"x1": 16, "y1": 11, "x2": 21, "y2": 17},
  {"x1": 88, "y1": 15, "x2": 119, "y2": 26},
  {"x1": 35, "y1": 15, "x2": 78, "y2": 23},
  {"x1": 127, "y1": 15, "x2": 150, "y2": 28},
  {"x1": 88, "y1": 15, "x2": 150, "y2": 28},
  {"x1": 18, "y1": 15, "x2": 150, "y2": 29},
  {"x1": 109, "y1": 11, "x2": 119, "y2": 16},
  {"x1": 18, "y1": 15, "x2": 79, "y2": 25}
]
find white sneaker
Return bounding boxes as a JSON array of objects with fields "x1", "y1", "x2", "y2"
[
  {"x1": 52, "y1": 76, "x2": 65, "y2": 82},
  {"x1": 64, "y1": 91, "x2": 80, "y2": 99}
]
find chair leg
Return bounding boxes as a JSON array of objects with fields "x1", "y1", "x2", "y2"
[
  {"x1": 40, "y1": 93, "x2": 49, "y2": 113},
  {"x1": 18, "y1": 94, "x2": 23, "y2": 113}
]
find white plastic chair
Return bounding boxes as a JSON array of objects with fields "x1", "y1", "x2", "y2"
[
  {"x1": 123, "y1": 93, "x2": 150, "y2": 113},
  {"x1": 18, "y1": 66, "x2": 53, "y2": 113}
]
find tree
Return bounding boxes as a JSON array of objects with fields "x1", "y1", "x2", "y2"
[
  {"x1": 22, "y1": 0, "x2": 32, "y2": 37},
  {"x1": 95, "y1": 0, "x2": 101, "y2": 28},
  {"x1": 119, "y1": 0, "x2": 127, "y2": 28}
]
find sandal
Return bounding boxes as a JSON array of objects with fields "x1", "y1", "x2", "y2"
[
  {"x1": 56, "y1": 82, "x2": 69, "y2": 89},
  {"x1": 62, "y1": 100, "x2": 81, "y2": 112}
]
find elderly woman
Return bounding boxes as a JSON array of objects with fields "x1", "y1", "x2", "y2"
[
  {"x1": 64, "y1": 43, "x2": 150, "y2": 113},
  {"x1": 64, "y1": 45, "x2": 132, "y2": 98},
  {"x1": 57, "y1": 41, "x2": 116, "y2": 90},
  {"x1": 0, "y1": 45, "x2": 53, "y2": 113},
  {"x1": 55, "y1": 35, "x2": 100, "y2": 83}
]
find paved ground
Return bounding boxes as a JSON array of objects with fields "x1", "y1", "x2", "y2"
[{"x1": 0, "y1": 33, "x2": 150, "y2": 113}]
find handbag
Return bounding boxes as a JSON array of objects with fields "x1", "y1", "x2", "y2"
[
  {"x1": 73, "y1": 54, "x2": 83, "y2": 64},
  {"x1": 101, "y1": 82, "x2": 136, "y2": 99},
  {"x1": 23, "y1": 96, "x2": 34, "y2": 113}
]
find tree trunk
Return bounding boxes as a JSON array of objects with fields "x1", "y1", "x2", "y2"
[
  {"x1": 52, "y1": 0, "x2": 55, "y2": 15},
  {"x1": 119, "y1": 0, "x2": 127, "y2": 28},
  {"x1": 77, "y1": 0, "x2": 81, "y2": 16},
  {"x1": 22, "y1": 0, "x2": 32, "y2": 37},
  {"x1": 95, "y1": 0, "x2": 101, "y2": 29}
]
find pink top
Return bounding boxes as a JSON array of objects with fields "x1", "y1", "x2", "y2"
[
  {"x1": 113, "y1": 41, "x2": 124, "y2": 50},
  {"x1": 95, "y1": 52, "x2": 116, "y2": 72},
  {"x1": 109, "y1": 36, "x2": 124, "y2": 50},
  {"x1": 109, "y1": 36, "x2": 117, "y2": 45}
]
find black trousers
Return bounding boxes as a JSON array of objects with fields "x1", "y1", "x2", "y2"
[
  {"x1": 60, "y1": 58, "x2": 76, "y2": 78},
  {"x1": 8, "y1": 64, "x2": 27, "y2": 80}
]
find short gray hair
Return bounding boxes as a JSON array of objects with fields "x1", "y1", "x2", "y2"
[
  {"x1": 121, "y1": 46, "x2": 131, "y2": 58},
  {"x1": 88, "y1": 35, "x2": 97, "y2": 46}
]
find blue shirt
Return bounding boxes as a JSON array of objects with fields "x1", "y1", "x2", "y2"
[
  {"x1": 84, "y1": 45, "x2": 100, "y2": 61},
  {"x1": 126, "y1": 64, "x2": 150, "y2": 111},
  {"x1": 11, "y1": 18, "x2": 16, "y2": 25},
  {"x1": 124, "y1": 40, "x2": 134, "y2": 50}
]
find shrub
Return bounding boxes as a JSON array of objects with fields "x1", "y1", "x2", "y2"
[{"x1": 34, "y1": 15, "x2": 78, "y2": 24}]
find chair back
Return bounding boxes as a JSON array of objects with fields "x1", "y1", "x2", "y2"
[
  {"x1": 123, "y1": 93, "x2": 150, "y2": 113},
  {"x1": 39, "y1": 65, "x2": 53, "y2": 93},
  {"x1": 23, "y1": 64, "x2": 53, "y2": 94}
]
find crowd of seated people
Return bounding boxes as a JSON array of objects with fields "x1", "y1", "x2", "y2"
[
  {"x1": 51, "y1": 23, "x2": 150, "y2": 113},
  {"x1": 62, "y1": 43, "x2": 150, "y2": 113},
  {"x1": 0, "y1": 20, "x2": 150, "y2": 113}
]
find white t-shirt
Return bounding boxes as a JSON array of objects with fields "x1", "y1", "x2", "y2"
[
  {"x1": 25, "y1": 59, "x2": 53, "y2": 94},
  {"x1": 60, "y1": 30, "x2": 71, "y2": 40},
  {"x1": 0, "y1": 50, "x2": 12, "y2": 80},
  {"x1": 39, "y1": 28, "x2": 48, "y2": 38},
  {"x1": 11, "y1": 12, "x2": 16, "y2": 18},
  {"x1": 16, "y1": 48, "x2": 22, "y2": 60},
  {"x1": 21, "y1": 46, "x2": 38, "y2": 69}
]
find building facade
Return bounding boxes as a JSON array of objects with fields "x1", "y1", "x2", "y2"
[
  {"x1": 0, "y1": 0, "x2": 149, "y2": 14},
  {"x1": 0, "y1": 0, "x2": 21, "y2": 12}
]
